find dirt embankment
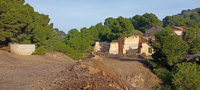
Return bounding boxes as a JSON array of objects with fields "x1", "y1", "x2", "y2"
[
  {"x1": 43, "y1": 55, "x2": 160, "y2": 90},
  {"x1": 0, "y1": 50, "x2": 160, "y2": 90},
  {"x1": 98, "y1": 56, "x2": 160, "y2": 90}
]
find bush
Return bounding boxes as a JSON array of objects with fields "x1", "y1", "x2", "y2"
[
  {"x1": 141, "y1": 52, "x2": 147, "y2": 59},
  {"x1": 154, "y1": 68, "x2": 174, "y2": 89},
  {"x1": 33, "y1": 46, "x2": 46, "y2": 55},
  {"x1": 147, "y1": 59, "x2": 157, "y2": 68},
  {"x1": 111, "y1": 39, "x2": 118, "y2": 42},
  {"x1": 67, "y1": 52, "x2": 86, "y2": 60},
  {"x1": 148, "y1": 48, "x2": 152, "y2": 53},
  {"x1": 54, "y1": 41, "x2": 85, "y2": 60},
  {"x1": 132, "y1": 30, "x2": 143, "y2": 36},
  {"x1": 127, "y1": 53, "x2": 136, "y2": 58},
  {"x1": 172, "y1": 62, "x2": 200, "y2": 90}
]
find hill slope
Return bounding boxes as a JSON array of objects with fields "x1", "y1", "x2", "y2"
[{"x1": 0, "y1": 50, "x2": 160, "y2": 90}]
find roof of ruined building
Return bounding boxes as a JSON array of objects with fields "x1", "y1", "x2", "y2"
[
  {"x1": 145, "y1": 26, "x2": 162, "y2": 35},
  {"x1": 171, "y1": 26, "x2": 188, "y2": 31}
]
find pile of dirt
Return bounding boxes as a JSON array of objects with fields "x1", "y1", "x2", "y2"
[
  {"x1": 99, "y1": 56, "x2": 160, "y2": 90},
  {"x1": 41, "y1": 55, "x2": 160, "y2": 90},
  {"x1": 43, "y1": 60, "x2": 126, "y2": 90}
]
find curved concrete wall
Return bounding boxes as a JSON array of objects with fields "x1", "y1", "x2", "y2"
[{"x1": 10, "y1": 44, "x2": 35, "y2": 55}]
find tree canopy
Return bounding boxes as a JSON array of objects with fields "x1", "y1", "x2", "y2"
[
  {"x1": 131, "y1": 13, "x2": 162, "y2": 33},
  {"x1": 105, "y1": 16, "x2": 134, "y2": 40},
  {"x1": 163, "y1": 8, "x2": 200, "y2": 28},
  {"x1": 172, "y1": 62, "x2": 200, "y2": 90},
  {"x1": 152, "y1": 28, "x2": 189, "y2": 67},
  {"x1": 183, "y1": 28, "x2": 200, "y2": 54},
  {"x1": 0, "y1": 0, "x2": 55, "y2": 45}
]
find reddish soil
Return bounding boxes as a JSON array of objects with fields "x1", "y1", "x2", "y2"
[{"x1": 0, "y1": 50, "x2": 160, "y2": 90}]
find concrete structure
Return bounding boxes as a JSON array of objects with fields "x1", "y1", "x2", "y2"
[
  {"x1": 93, "y1": 42, "x2": 110, "y2": 52},
  {"x1": 140, "y1": 43, "x2": 153, "y2": 56},
  {"x1": 109, "y1": 42, "x2": 119, "y2": 54},
  {"x1": 10, "y1": 43, "x2": 35, "y2": 55},
  {"x1": 123, "y1": 35, "x2": 140, "y2": 53}
]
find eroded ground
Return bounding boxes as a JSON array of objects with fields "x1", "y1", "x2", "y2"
[{"x1": 0, "y1": 50, "x2": 160, "y2": 90}]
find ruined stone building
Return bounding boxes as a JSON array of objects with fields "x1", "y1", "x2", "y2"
[
  {"x1": 123, "y1": 35, "x2": 140, "y2": 53},
  {"x1": 94, "y1": 35, "x2": 153, "y2": 56},
  {"x1": 144, "y1": 26, "x2": 162, "y2": 38},
  {"x1": 109, "y1": 42, "x2": 119, "y2": 54},
  {"x1": 171, "y1": 26, "x2": 187, "y2": 38},
  {"x1": 93, "y1": 42, "x2": 110, "y2": 52},
  {"x1": 93, "y1": 26, "x2": 188, "y2": 56}
]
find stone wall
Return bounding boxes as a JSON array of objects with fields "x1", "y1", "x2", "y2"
[
  {"x1": 123, "y1": 35, "x2": 140, "y2": 54},
  {"x1": 10, "y1": 43, "x2": 35, "y2": 55},
  {"x1": 140, "y1": 43, "x2": 153, "y2": 56},
  {"x1": 96, "y1": 35, "x2": 141, "y2": 55},
  {"x1": 93, "y1": 42, "x2": 110, "y2": 52},
  {"x1": 109, "y1": 42, "x2": 119, "y2": 54},
  {"x1": 173, "y1": 30, "x2": 183, "y2": 36}
]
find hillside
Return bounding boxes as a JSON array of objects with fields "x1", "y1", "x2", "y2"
[
  {"x1": 177, "y1": 8, "x2": 200, "y2": 17},
  {"x1": 1, "y1": 1, "x2": 199, "y2": 89},
  {"x1": 0, "y1": 50, "x2": 160, "y2": 90},
  {"x1": 163, "y1": 8, "x2": 200, "y2": 27}
]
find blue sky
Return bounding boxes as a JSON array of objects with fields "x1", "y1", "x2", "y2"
[{"x1": 25, "y1": 0, "x2": 200, "y2": 33}]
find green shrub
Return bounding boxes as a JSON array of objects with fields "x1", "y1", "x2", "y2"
[
  {"x1": 111, "y1": 39, "x2": 118, "y2": 42},
  {"x1": 172, "y1": 62, "x2": 200, "y2": 90},
  {"x1": 141, "y1": 52, "x2": 147, "y2": 59},
  {"x1": 127, "y1": 53, "x2": 136, "y2": 58},
  {"x1": 154, "y1": 68, "x2": 173, "y2": 89},
  {"x1": 33, "y1": 46, "x2": 46, "y2": 55},
  {"x1": 147, "y1": 59, "x2": 157, "y2": 68},
  {"x1": 148, "y1": 48, "x2": 152, "y2": 53},
  {"x1": 153, "y1": 62, "x2": 200, "y2": 90},
  {"x1": 132, "y1": 30, "x2": 143, "y2": 36},
  {"x1": 67, "y1": 52, "x2": 86, "y2": 60},
  {"x1": 54, "y1": 41, "x2": 85, "y2": 60}
]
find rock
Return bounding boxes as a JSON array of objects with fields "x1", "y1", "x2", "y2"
[
  {"x1": 53, "y1": 55, "x2": 57, "y2": 58},
  {"x1": 102, "y1": 71, "x2": 106, "y2": 76},
  {"x1": 86, "y1": 66, "x2": 100, "y2": 74},
  {"x1": 127, "y1": 74, "x2": 144, "y2": 88},
  {"x1": 83, "y1": 84, "x2": 90, "y2": 89},
  {"x1": 91, "y1": 55, "x2": 102, "y2": 60},
  {"x1": 79, "y1": 59, "x2": 82, "y2": 61}
]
